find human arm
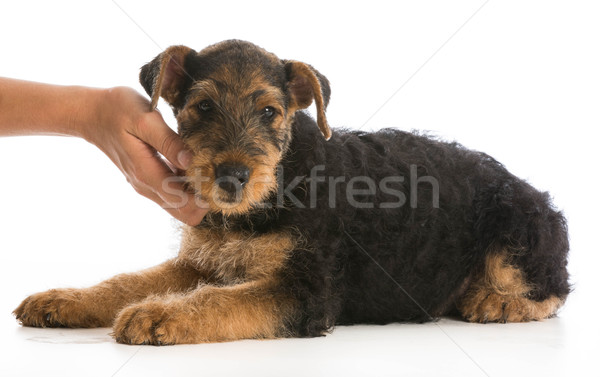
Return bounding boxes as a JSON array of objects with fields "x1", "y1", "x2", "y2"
[{"x1": 0, "y1": 78, "x2": 206, "y2": 225}]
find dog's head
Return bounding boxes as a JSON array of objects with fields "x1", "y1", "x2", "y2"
[{"x1": 140, "y1": 40, "x2": 330, "y2": 216}]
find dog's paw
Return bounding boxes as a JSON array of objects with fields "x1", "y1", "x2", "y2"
[
  {"x1": 462, "y1": 293, "x2": 535, "y2": 323},
  {"x1": 14, "y1": 288, "x2": 103, "y2": 328},
  {"x1": 463, "y1": 293, "x2": 509, "y2": 323},
  {"x1": 112, "y1": 301, "x2": 192, "y2": 345}
]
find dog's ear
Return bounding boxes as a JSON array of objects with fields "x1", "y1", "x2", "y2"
[
  {"x1": 140, "y1": 45, "x2": 196, "y2": 111},
  {"x1": 283, "y1": 60, "x2": 332, "y2": 140}
]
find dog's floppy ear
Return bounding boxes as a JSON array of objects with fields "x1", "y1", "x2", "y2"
[
  {"x1": 284, "y1": 60, "x2": 332, "y2": 140},
  {"x1": 140, "y1": 45, "x2": 196, "y2": 111}
]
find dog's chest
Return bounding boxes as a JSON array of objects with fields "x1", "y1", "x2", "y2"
[{"x1": 178, "y1": 226, "x2": 296, "y2": 283}]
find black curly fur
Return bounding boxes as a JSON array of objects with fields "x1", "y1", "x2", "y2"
[{"x1": 210, "y1": 110, "x2": 570, "y2": 337}]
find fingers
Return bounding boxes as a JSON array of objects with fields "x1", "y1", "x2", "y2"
[
  {"x1": 129, "y1": 107, "x2": 207, "y2": 224},
  {"x1": 94, "y1": 87, "x2": 206, "y2": 225},
  {"x1": 129, "y1": 166, "x2": 208, "y2": 226},
  {"x1": 125, "y1": 134, "x2": 207, "y2": 226},
  {"x1": 135, "y1": 110, "x2": 193, "y2": 171}
]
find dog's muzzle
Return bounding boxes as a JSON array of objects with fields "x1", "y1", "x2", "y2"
[{"x1": 214, "y1": 163, "x2": 250, "y2": 195}]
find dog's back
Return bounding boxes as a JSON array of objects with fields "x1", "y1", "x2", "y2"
[{"x1": 271, "y1": 112, "x2": 569, "y2": 335}]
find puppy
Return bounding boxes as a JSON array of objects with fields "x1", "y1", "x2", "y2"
[{"x1": 14, "y1": 40, "x2": 570, "y2": 344}]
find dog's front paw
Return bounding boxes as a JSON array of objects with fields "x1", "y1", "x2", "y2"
[
  {"x1": 112, "y1": 301, "x2": 192, "y2": 345},
  {"x1": 14, "y1": 288, "x2": 104, "y2": 328}
]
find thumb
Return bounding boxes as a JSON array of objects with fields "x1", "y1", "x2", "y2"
[{"x1": 136, "y1": 111, "x2": 192, "y2": 170}]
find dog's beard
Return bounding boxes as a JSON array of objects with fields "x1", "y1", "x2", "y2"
[
  {"x1": 190, "y1": 176, "x2": 277, "y2": 216},
  {"x1": 212, "y1": 184, "x2": 244, "y2": 206}
]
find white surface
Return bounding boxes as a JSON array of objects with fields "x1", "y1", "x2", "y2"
[
  {"x1": 1, "y1": 1, "x2": 599, "y2": 376},
  {"x1": 0, "y1": 315, "x2": 592, "y2": 377}
]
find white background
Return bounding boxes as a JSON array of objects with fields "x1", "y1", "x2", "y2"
[{"x1": 1, "y1": 1, "x2": 598, "y2": 376}]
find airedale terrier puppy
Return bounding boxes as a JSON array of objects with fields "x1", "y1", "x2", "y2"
[{"x1": 14, "y1": 40, "x2": 570, "y2": 345}]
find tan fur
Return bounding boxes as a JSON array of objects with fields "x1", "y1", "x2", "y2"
[
  {"x1": 178, "y1": 225, "x2": 298, "y2": 283},
  {"x1": 286, "y1": 61, "x2": 331, "y2": 140},
  {"x1": 183, "y1": 140, "x2": 281, "y2": 216},
  {"x1": 110, "y1": 229, "x2": 298, "y2": 344},
  {"x1": 14, "y1": 230, "x2": 298, "y2": 344},
  {"x1": 13, "y1": 259, "x2": 202, "y2": 328},
  {"x1": 150, "y1": 45, "x2": 194, "y2": 109},
  {"x1": 112, "y1": 279, "x2": 295, "y2": 344},
  {"x1": 459, "y1": 250, "x2": 564, "y2": 323}
]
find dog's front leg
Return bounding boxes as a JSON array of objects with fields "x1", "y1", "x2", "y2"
[
  {"x1": 14, "y1": 259, "x2": 203, "y2": 328},
  {"x1": 112, "y1": 279, "x2": 293, "y2": 345}
]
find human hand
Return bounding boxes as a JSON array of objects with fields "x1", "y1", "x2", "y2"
[{"x1": 84, "y1": 86, "x2": 207, "y2": 225}]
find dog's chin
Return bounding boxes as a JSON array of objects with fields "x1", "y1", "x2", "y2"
[
  {"x1": 216, "y1": 194, "x2": 239, "y2": 204},
  {"x1": 201, "y1": 187, "x2": 257, "y2": 216}
]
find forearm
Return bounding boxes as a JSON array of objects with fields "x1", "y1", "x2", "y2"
[
  {"x1": 0, "y1": 78, "x2": 206, "y2": 225},
  {"x1": 0, "y1": 77, "x2": 104, "y2": 139}
]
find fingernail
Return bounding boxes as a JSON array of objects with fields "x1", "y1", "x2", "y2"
[{"x1": 177, "y1": 150, "x2": 193, "y2": 170}]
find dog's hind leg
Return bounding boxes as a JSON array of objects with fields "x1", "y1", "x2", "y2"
[
  {"x1": 14, "y1": 259, "x2": 202, "y2": 328},
  {"x1": 458, "y1": 175, "x2": 570, "y2": 323},
  {"x1": 458, "y1": 250, "x2": 565, "y2": 323}
]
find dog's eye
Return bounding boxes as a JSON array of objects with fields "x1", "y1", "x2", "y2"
[
  {"x1": 198, "y1": 100, "x2": 212, "y2": 112},
  {"x1": 262, "y1": 106, "x2": 276, "y2": 119}
]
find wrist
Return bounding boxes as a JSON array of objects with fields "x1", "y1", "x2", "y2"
[{"x1": 69, "y1": 86, "x2": 110, "y2": 143}]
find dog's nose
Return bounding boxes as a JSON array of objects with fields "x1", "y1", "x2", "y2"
[{"x1": 215, "y1": 163, "x2": 250, "y2": 194}]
